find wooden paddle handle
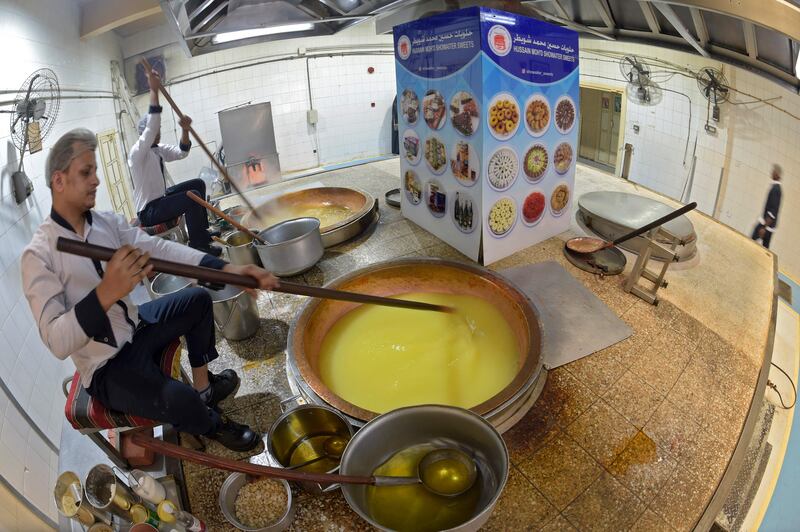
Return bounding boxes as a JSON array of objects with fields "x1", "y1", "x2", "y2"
[
  {"x1": 611, "y1": 202, "x2": 697, "y2": 246},
  {"x1": 186, "y1": 190, "x2": 266, "y2": 244},
  {"x1": 55, "y1": 238, "x2": 453, "y2": 313},
  {"x1": 130, "y1": 432, "x2": 373, "y2": 486},
  {"x1": 140, "y1": 58, "x2": 261, "y2": 219}
]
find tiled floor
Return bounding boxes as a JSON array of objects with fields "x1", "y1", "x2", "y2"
[{"x1": 183, "y1": 160, "x2": 774, "y2": 531}]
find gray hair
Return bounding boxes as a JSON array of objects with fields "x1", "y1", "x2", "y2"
[
  {"x1": 772, "y1": 164, "x2": 782, "y2": 176},
  {"x1": 45, "y1": 128, "x2": 97, "y2": 187}
]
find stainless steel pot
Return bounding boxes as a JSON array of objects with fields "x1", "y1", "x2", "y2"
[
  {"x1": 266, "y1": 399, "x2": 353, "y2": 494},
  {"x1": 150, "y1": 273, "x2": 192, "y2": 297},
  {"x1": 254, "y1": 218, "x2": 324, "y2": 277},
  {"x1": 224, "y1": 230, "x2": 261, "y2": 266},
  {"x1": 218, "y1": 473, "x2": 295, "y2": 531},
  {"x1": 207, "y1": 285, "x2": 259, "y2": 340},
  {"x1": 339, "y1": 405, "x2": 509, "y2": 531},
  {"x1": 84, "y1": 464, "x2": 140, "y2": 521}
]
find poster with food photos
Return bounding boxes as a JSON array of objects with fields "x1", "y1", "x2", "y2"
[{"x1": 394, "y1": 7, "x2": 579, "y2": 265}]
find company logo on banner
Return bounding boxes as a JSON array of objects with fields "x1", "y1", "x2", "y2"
[
  {"x1": 397, "y1": 35, "x2": 412, "y2": 60},
  {"x1": 487, "y1": 25, "x2": 512, "y2": 57}
]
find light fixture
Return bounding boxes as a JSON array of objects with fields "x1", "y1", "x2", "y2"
[{"x1": 212, "y1": 23, "x2": 314, "y2": 44}]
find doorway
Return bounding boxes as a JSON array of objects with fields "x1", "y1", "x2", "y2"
[{"x1": 579, "y1": 86, "x2": 624, "y2": 174}]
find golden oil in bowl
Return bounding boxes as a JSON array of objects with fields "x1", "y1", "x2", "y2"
[
  {"x1": 365, "y1": 443, "x2": 481, "y2": 532},
  {"x1": 318, "y1": 293, "x2": 519, "y2": 413}
]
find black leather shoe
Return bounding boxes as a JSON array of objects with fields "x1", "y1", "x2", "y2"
[
  {"x1": 208, "y1": 418, "x2": 260, "y2": 452},
  {"x1": 204, "y1": 369, "x2": 240, "y2": 407},
  {"x1": 208, "y1": 228, "x2": 222, "y2": 238}
]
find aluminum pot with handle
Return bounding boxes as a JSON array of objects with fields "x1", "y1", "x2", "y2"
[
  {"x1": 254, "y1": 218, "x2": 323, "y2": 277},
  {"x1": 266, "y1": 397, "x2": 353, "y2": 494},
  {"x1": 206, "y1": 285, "x2": 259, "y2": 340},
  {"x1": 224, "y1": 230, "x2": 261, "y2": 266},
  {"x1": 338, "y1": 405, "x2": 509, "y2": 531}
]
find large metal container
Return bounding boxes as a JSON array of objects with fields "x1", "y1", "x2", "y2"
[
  {"x1": 285, "y1": 258, "x2": 545, "y2": 432},
  {"x1": 208, "y1": 285, "x2": 260, "y2": 340},
  {"x1": 254, "y1": 218, "x2": 324, "y2": 277},
  {"x1": 242, "y1": 187, "x2": 378, "y2": 248},
  {"x1": 54, "y1": 471, "x2": 111, "y2": 527},
  {"x1": 224, "y1": 230, "x2": 261, "y2": 266},
  {"x1": 150, "y1": 273, "x2": 191, "y2": 297},
  {"x1": 84, "y1": 464, "x2": 139, "y2": 521},
  {"x1": 339, "y1": 405, "x2": 509, "y2": 531},
  {"x1": 218, "y1": 473, "x2": 295, "y2": 531},
  {"x1": 266, "y1": 401, "x2": 353, "y2": 494}
]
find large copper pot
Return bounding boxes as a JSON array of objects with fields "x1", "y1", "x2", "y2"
[{"x1": 286, "y1": 259, "x2": 545, "y2": 431}]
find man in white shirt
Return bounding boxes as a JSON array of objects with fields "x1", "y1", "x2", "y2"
[
  {"x1": 129, "y1": 68, "x2": 220, "y2": 256},
  {"x1": 22, "y1": 128, "x2": 277, "y2": 451}
]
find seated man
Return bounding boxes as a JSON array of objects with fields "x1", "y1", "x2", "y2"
[
  {"x1": 129, "y1": 68, "x2": 220, "y2": 255},
  {"x1": 22, "y1": 128, "x2": 277, "y2": 451}
]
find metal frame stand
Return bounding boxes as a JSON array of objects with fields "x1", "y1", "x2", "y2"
[{"x1": 624, "y1": 227, "x2": 681, "y2": 305}]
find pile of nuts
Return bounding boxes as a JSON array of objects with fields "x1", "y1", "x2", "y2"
[{"x1": 234, "y1": 478, "x2": 288, "y2": 529}]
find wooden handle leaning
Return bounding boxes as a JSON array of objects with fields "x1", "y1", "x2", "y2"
[
  {"x1": 130, "y1": 432, "x2": 373, "y2": 486},
  {"x1": 186, "y1": 191, "x2": 266, "y2": 244},
  {"x1": 140, "y1": 58, "x2": 261, "y2": 220}
]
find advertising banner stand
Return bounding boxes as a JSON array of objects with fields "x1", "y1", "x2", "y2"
[{"x1": 394, "y1": 7, "x2": 579, "y2": 265}]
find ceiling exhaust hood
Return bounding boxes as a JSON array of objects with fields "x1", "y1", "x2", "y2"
[{"x1": 160, "y1": 0, "x2": 427, "y2": 56}]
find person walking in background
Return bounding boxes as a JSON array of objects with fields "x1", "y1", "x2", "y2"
[{"x1": 751, "y1": 164, "x2": 782, "y2": 249}]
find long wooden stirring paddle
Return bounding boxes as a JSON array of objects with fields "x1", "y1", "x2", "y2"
[
  {"x1": 56, "y1": 237, "x2": 454, "y2": 314},
  {"x1": 186, "y1": 191, "x2": 266, "y2": 244},
  {"x1": 140, "y1": 57, "x2": 261, "y2": 220}
]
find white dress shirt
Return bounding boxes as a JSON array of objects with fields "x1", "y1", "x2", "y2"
[
  {"x1": 128, "y1": 105, "x2": 191, "y2": 214},
  {"x1": 21, "y1": 209, "x2": 224, "y2": 387}
]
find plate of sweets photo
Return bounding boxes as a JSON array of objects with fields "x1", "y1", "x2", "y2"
[
  {"x1": 524, "y1": 94, "x2": 550, "y2": 137},
  {"x1": 553, "y1": 142, "x2": 573, "y2": 175},
  {"x1": 400, "y1": 88, "x2": 419, "y2": 125},
  {"x1": 404, "y1": 170, "x2": 421, "y2": 205},
  {"x1": 402, "y1": 129, "x2": 420, "y2": 165},
  {"x1": 550, "y1": 183, "x2": 570, "y2": 217},
  {"x1": 487, "y1": 147, "x2": 519, "y2": 191},
  {"x1": 450, "y1": 141, "x2": 479, "y2": 187},
  {"x1": 522, "y1": 190, "x2": 546, "y2": 226},
  {"x1": 423, "y1": 90, "x2": 446, "y2": 130},
  {"x1": 554, "y1": 95, "x2": 576, "y2": 134},
  {"x1": 522, "y1": 144, "x2": 548, "y2": 183},
  {"x1": 488, "y1": 197, "x2": 517, "y2": 237},
  {"x1": 424, "y1": 136, "x2": 447, "y2": 175},
  {"x1": 487, "y1": 93, "x2": 520, "y2": 140},
  {"x1": 450, "y1": 91, "x2": 480, "y2": 136}
]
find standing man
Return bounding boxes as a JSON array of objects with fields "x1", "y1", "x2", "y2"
[
  {"x1": 130, "y1": 68, "x2": 220, "y2": 256},
  {"x1": 751, "y1": 164, "x2": 783, "y2": 249},
  {"x1": 23, "y1": 128, "x2": 278, "y2": 451}
]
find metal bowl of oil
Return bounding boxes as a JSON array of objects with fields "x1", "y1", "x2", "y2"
[
  {"x1": 266, "y1": 402, "x2": 353, "y2": 494},
  {"x1": 339, "y1": 405, "x2": 509, "y2": 532}
]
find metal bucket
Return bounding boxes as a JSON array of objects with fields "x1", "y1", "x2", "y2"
[
  {"x1": 218, "y1": 473, "x2": 295, "y2": 531},
  {"x1": 84, "y1": 464, "x2": 139, "y2": 521},
  {"x1": 207, "y1": 285, "x2": 259, "y2": 340},
  {"x1": 254, "y1": 218, "x2": 323, "y2": 277},
  {"x1": 266, "y1": 400, "x2": 353, "y2": 494},
  {"x1": 54, "y1": 471, "x2": 111, "y2": 527},
  {"x1": 224, "y1": 230, "x2": 261, "y2": 266},
  {"x1": 150, "y1": 273, "x2": 192, "y2": 298},
  {"x1": 339, "y1": 405, "x2": 509, "y2": 532}
]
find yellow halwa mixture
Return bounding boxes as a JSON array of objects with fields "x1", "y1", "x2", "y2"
[{"x1": 318, "y1": 293, "x2": 519, "y2": 413}]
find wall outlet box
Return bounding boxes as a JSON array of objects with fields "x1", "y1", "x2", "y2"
[
  {"x1": 633, "y1": 124, "x2": 640, "y2": 133},
  {"x1": 705, "y1": 124, "x2": 717, "y2": 134},
  {"x1": 307, "y1": 109, "x2": 318, "y2": 125}
]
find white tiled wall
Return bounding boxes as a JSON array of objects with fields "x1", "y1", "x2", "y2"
[
  {"x1": 0, "y1": 0, "x2": 123, "y2": 525},
  {"x1": 127, "y1": 20, "x2": 396, "y2": 183},
  {"x1": 579, "y1": 39, "x2": 800, "y2": 280}
]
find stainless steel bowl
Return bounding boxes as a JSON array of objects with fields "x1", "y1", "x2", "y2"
[
  {"x1": 218, "y1": 473, "x2": 295, "y2": 532},
  {"x1": 254, "y1": 218, "x2": 324, "y2": 277},
  {"x1": 339, "y1": 405, "x2": 509, "y2": 531},
  {"x1": 150, "y1": 273, "x2": 192, "y2": 298}
]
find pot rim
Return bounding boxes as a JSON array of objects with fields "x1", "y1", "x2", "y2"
[
  {"x1": 286, "y1": 258, "x2": 544, "y2": 422},
  {"x1": 338, "y1": 404, "x2": 510, "y2": 532},
  {"x1": 218, "y1": 472, "x2": 294, "y2": 531},
  {"x1": 266, "y1": 403, "x2": 353, "y2": 471},
  {"x1": 255, "y1": 217, "x2": 321, "y2": 248}
]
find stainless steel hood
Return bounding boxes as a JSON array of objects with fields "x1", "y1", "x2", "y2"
[{"x1": 160, "y1": 0, "x2": 419, "y2": 56}]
